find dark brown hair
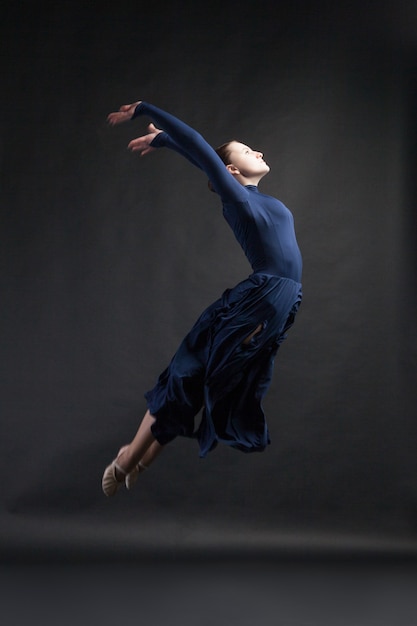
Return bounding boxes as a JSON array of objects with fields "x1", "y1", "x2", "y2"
[
  {"x1": 208, "y1": 140, "x2": 236, "y2": 192},
  {"x1": 215, "y1": 140, "x2": 236, "y2": 165}
]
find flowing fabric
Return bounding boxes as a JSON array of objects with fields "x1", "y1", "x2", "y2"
[{"x1": 146, "y1": 273, "x2": 302, "y2": 457}]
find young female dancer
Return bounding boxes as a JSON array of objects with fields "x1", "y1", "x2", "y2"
[{"x1": 102, "y1": 100, "x2": 302, "y2": 496}]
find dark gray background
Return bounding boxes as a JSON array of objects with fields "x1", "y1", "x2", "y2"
[{"x1": 1, "y1": 0, "x2": 417, "y2": 564}]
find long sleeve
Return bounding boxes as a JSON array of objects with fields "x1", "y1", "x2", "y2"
[
  {"x1": 132, "y1": 102, "x2": 247, "y2": 203},
  {"x1": 150, "y1": 131, "x2": 202, "y2": 170}
]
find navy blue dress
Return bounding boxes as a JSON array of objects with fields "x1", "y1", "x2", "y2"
[{"x1": 132, "y1": 103, "x2": 302, "y2": 457}]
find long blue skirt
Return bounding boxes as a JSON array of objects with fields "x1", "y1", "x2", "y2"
[{"x1": 145, "y1": 273, "x2": 302, "y2": 457}]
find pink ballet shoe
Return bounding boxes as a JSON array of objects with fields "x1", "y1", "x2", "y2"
[
  {"x1": 101, "y1": 459, "x2": 127, "y2": 497},
  {"x1": 125, "y1": 461, "x2": 148, "y2": 490},
  {"x1": 102, "y1": 446, "x2": 147, "y2": 496}
]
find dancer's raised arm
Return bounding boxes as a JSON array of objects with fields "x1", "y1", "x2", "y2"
[
  {"x1": 107, "y1": 100, "x2": 247, "y2": 202},
  {"x1": 107, "y1": 101, "x2": 141, "y2": 126},
  {"x1": 127, "y1": 123, "x2": 162, "y2": 157}
]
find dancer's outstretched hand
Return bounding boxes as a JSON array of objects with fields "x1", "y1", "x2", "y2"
[
  {"x1": 107, "y1": 101, "x2": 142, "y2": 126},
  {"x1": 127, "y1": 123, "x2": 162, "y2": 157}
]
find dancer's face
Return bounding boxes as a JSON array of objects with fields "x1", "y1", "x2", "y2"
[{"x1": 226, "y1": 141, "x2": 270, "y2": 178}]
